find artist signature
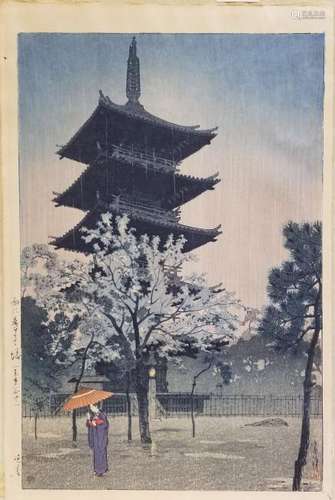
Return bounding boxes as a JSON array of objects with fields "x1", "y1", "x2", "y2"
[{"x1": 14, "y1": 453, "x2": 21, "y2": 477}]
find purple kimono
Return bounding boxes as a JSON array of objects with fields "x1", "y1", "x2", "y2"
[{"x1": 86, "y1": 411, "x2": 109, "y2": 475}]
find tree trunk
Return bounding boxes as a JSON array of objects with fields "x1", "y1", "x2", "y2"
[
  {"x1": 135, "y1": 360, "x2": 151, "y2": 444},
  {"x1": 72, "y1": 409, "x2": 78, "y2": 442},
  {"x1": 71, "y1": 381, "x2": 80, "y2": 443},
  {"x1": 71, "y1": 336, "x2": 94, "y2": 442},
  {"x1": 136, "y1": 389, "x2": 151, "y2": 444},
  {"x1": 191, "y1": 360, "x2": 213, "y2": 438},
  {"x1": 34, "y1": 412, "x2": 38, "y2": 440},
  {"x1": 292, "y1": 326, "x2": 320, "y2": 491},
  {"x1": 191, "y1": 381, "x2": 196, "y2": 438},
  {"x1": 126, "y1": 372, "x2": 132, "y2": 442}
]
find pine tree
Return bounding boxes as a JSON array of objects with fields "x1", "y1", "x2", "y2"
[{"x1": 259, "y1": 221, "x2": 322, "y2": 491}]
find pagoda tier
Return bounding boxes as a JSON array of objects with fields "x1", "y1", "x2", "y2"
[
  {"x1": 51, "y1": 201, "x2": 222, "y2": 254},
  {"x1": 53, "y1": 154, "x2": 220, "y2": 211},
  {"x1": 57, "y1": 92, "x2": 217, "y2": 166}
]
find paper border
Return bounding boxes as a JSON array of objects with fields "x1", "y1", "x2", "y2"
[{"x1": 1, "y1": 2, "x2": 334, "y2": 499}]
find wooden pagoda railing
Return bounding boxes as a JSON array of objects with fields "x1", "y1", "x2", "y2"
[
  {"x1": 111, "y1": 144, "x2": 177, "y2": 173},
  {"x1": 99, "y1": 196, "x2": 221, "y2": 236},
  {"x1": 108, "y1": 195, "x2": 178, "y2": 223}
]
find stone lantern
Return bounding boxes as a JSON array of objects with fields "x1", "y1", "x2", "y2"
[{"x1": 145, "y1": 351, "x2": 157, "y2": 421}]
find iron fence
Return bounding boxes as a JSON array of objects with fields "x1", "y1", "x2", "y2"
[
  {"x1": 23, "y1": 393, "x2": 322, "y2": 419},
  {"x1": 155, "y1": 394, "x2": 322, "y2": 418}
]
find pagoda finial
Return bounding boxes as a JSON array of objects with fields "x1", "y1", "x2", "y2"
[{"x1": 126, "y1": 36, "x2": 141, "y2": 104}]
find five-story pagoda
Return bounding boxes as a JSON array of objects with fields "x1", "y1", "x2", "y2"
[{"x1": 52, "y1": 37, "x2": 221, "y2": 254}]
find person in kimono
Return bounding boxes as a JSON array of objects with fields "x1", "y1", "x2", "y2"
[{"x1": 86, "y1": 403, "x2": 109, "y2": 476}]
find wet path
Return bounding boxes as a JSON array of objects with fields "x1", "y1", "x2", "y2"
[{"x1": 22, "y1": 416, "x2": 322, "y2": 490}]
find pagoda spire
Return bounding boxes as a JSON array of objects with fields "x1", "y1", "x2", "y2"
[{"x1": 126, "y1": 37, "x2": 141, "y2": 104}]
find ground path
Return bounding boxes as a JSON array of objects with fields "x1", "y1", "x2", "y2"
[{"x1": 22, "y1": 416, "x2": 322, "y2": 490}]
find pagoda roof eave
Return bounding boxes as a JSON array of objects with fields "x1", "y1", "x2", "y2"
[
  {"x1": 50, "y1": 207, "x2": 222, "y2": 254},
  {"x1": 53, "y1": 160, "x2": 221, "y2": 210},
  {"x1": 57, "y1": 104, "x2": 101, "y2": 159},
  {"x1": 57, "y1": 93, "x2": 218, "y2": 164},
  {"x1": 98, "y1": 92, "x2": 218, "y2": 136}
]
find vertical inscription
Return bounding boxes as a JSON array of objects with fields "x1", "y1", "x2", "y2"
[{"x1": 11, "y1": 298, "x2": 21, "y2": 405}]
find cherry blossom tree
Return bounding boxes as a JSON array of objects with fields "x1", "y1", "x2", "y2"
[
  {"x1": 21, "y1": 245, "x2": 102, "y2": 440},
  {"x1": 240, "y1": 306, "x2": 262, "y2": 339},
  {"x1": 21, "y1": 245, "x2": 65, "y2": 437},
  {"x1": 22, "y1": 215, "x2": 241, "y2": 443},
  {"x1": 21, "y1": 244, "x2": 58, "y2": 299},
  {"x1": 39, "y1": 213, "x2": 241, "y2": 444}
]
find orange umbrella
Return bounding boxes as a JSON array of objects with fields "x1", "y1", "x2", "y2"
[{"x1": 63, "y1": 386, "x2": 113, "y2": 411}]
